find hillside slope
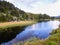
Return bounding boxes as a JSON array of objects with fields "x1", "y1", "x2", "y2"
[
  {"x1": 0, "y1": 1, "x2": 50, "y2": 22},
  {"x1": 0, "y1": 1, "x2": 27, "y2": 22}
]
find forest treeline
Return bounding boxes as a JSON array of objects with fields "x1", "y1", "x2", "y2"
[{"x1": 0, "y1": 1, "x2": 52, "y2": 22}]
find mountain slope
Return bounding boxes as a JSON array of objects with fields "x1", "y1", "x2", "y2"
[
  {"x1": 0, "y1": 1, "x2": 51, "y2": 22},
  {"x1": 0, "y1": 1, "x2": 26, "y2": 22}
]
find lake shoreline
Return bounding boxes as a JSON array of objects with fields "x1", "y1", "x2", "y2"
[
  {"x1": 14, "y1": 28, "x2": 60, "y2": 45},
  {"x1": 0, "y1": 21, "x2": 36, "y2": 44},
  {"x1": 1, "y1": 20, "x2": 60, "y2": 45}
]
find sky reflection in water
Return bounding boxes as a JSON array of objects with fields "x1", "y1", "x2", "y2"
[{"x1": 1, "y1": 21, "x2": 60, "y2": 45}]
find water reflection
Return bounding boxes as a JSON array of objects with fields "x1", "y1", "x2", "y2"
[{"x1": 1, "y1": 21, "x2": 60, "y2": 45}]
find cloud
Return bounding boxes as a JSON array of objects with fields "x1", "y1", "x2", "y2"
[
  {"x1": 27, "y1": 0, "x2": 59, "y2": 16},
  {"x1": 6, "y1": 0, "x2": 60, "y2": 16},
  {"x1": 39, "y1": 0, "x2": 57, "y2": 4}
]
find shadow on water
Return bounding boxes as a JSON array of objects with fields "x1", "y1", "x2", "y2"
[
  {"x1": 0, "y1": 26, "x2": 26, "y2": 44},
  {"x1": 38, "y1": 19, "x2": 50, "y2": 22},
  {"x1": 1, "y1": 20, "x2": 60, "y2": 45}
]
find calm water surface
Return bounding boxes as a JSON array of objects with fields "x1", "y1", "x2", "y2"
[{"x1": 1, "y1": 20, "x2": 60, "y2": 45}]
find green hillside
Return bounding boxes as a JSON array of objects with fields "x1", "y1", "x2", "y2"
[{"x1": 0, "y1": 1, "x2": 51, "y2": 22}]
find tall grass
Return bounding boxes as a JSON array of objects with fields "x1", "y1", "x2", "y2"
[{"x1": 0, "y1": 21, "x2": 36, "y2": 29}]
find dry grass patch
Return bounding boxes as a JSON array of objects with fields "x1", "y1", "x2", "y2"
[{"x1": 0, "y1": 21, "x2": 36, "y2": 28}]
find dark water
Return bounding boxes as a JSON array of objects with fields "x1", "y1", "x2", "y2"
[{"x1": 1, "y1": 21, "x2": 60, "y2": 45}]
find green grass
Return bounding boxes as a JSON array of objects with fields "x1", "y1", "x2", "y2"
[{"x1": 51, "y1": 28, "x2": 60, "y2": 35}]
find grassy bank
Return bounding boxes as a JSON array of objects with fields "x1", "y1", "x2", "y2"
[
  {"x1": 0, "y1": 21, "x2": 36, "y2": 28},
  {"x1": 14, "y1": 28, "x2": 60, "y2": 45},
  {"x1": 0, "y1": 21, "x2": 36, "y2": 44}
]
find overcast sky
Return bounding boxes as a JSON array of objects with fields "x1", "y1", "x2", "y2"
[{"x1": 6, "y1": 0, "x2": 60, "y2": 16}]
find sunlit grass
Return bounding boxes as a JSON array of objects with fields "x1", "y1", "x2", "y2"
[{"x1": 0, "y1": 21, "x2": 36, "y2": 29}]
